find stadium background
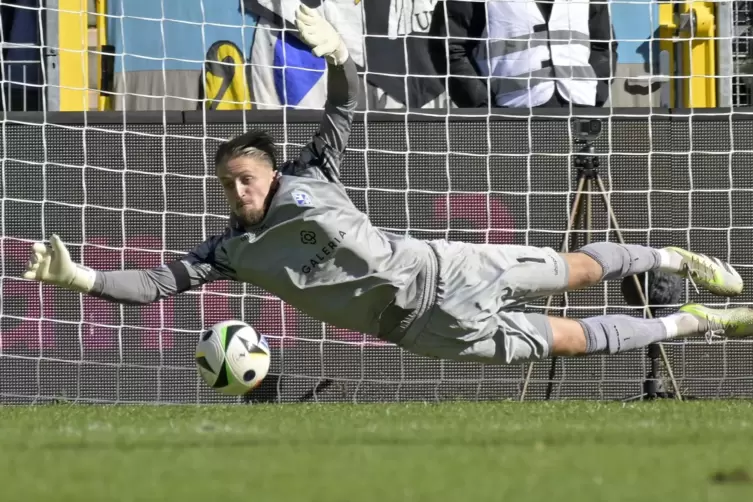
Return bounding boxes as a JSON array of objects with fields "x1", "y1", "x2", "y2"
[{"x1": 1, "y1": 1, "x2": 753, "y2": 403}]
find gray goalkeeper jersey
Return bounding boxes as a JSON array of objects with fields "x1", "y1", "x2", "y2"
[
  {"x1": 182, "y1": 171, "x2": 437, "y2": 337},
  {"x1": 89, "y1": 59, "x2": 438, "y2": 340}
]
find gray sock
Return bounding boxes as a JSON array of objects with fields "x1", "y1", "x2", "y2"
[
  {"x1": 579, "y1": 242, "x2": 662, "y2": 281},
  {"x1": 579, "y1": 315, "x2": 670, "y2": 354}
]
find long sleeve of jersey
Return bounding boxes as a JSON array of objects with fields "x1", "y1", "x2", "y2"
[
  {"x1": 89, "y1": 267, "x2": 176, "y2": 305},
  {"x1": 88, "y1": 235, "x2": 230, "y2": 305},
  {"x1": 87, "y1": 58, "x2": 360, "y2": 306},
  {"x1": 287, "y1": 56, "x2": 359, "y2": 182}
]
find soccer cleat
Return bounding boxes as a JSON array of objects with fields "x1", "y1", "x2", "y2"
[
  {"x1": 679, "y1": 303, "x2": 753, "y2": 342},
  {"x1": 664, "y1": 247, "x2": 744, "y2": 297}
]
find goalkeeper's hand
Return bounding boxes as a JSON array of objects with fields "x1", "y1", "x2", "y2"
[
  {"x1": 23, "y1": 234, "x2": 96, "y2": 293},
  {"x1": 295, "y1": 4, "x2": 349, "y2": 66}
]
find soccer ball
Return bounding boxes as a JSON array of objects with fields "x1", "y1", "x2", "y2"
[{"x1": 195, "y1": 320, "x2": 271, "y2": 395}]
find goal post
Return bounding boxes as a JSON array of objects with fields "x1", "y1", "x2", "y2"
[{"x1": 1, "y1": 0, "x2": 753, "y2": 404}]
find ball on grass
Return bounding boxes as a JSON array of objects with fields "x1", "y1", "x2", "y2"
[{"x1": 195, "y1": 320, "x2": 271, "y2": 396}]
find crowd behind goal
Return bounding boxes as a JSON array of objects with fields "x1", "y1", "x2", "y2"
[{"x1": 2, "y1": 1, "x2": 753, "y2": 112}]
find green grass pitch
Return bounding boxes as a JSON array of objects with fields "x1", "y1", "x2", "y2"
[{"x1": 2, "y1": 401, "x2": 752, "y2": 501}]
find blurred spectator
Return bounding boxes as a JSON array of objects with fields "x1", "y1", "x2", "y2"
[{"x1": 428, "y1": 0, "x2": 617, "y2": 108}]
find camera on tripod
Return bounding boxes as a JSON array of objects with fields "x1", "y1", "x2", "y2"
[
  {"x1": 571, "y1": 117, "x2": 602, "y2": 143},
  {"x1": 571, "y1": 118, "x2": 601, "y2": 176}
]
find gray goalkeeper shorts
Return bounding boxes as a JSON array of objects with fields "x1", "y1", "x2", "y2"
[{"x1": 402, "y1": 240, "x2": 569, "y2": 365}]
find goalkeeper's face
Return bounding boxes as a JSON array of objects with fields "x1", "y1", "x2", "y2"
[{"x1": 217, "y1": 156, "x2": 278, "y2": 227}]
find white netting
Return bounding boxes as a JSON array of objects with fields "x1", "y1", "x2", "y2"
[{"x1": 1, "y1": 0, "x2": 753, "y2": 404}]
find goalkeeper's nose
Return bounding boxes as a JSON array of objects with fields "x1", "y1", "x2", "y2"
[
  {"x1": 235, "y1": 178, "x2": 248, "y2": 199},
  {"x1": 229, "y1": 180, "x2": 251, "y2": 205}
]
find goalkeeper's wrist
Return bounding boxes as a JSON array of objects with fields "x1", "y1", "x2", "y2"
[
  {"x1": 68, "y1": 265, "x2": 97, "y2": 293},
  {"x1": 326, "y1": 42, "x2": 350, "y2": 67}
]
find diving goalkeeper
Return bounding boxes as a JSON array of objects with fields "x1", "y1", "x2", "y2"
[{"x1": 24, "y1": 5, "x2": 753, "y2": 365}]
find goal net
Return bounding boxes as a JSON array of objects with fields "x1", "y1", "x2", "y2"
[{"x1": 1, "y1": 0, "x2": 753, "y2": 404}]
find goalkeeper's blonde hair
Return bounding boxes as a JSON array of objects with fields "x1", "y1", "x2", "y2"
[{"x1": 214, "y1": 130, "x2": 277, "y2": 171}]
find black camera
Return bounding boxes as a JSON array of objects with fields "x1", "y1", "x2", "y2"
[{"x1": 572, "y1": 118, "x2": 602, "y2": 142}]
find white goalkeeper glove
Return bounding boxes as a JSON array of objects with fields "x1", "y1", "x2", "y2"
[
  {"x1": 295, "y1": 4, "x2": 349, "y2": 66},
  {"x1": 23, "y1": 234, "x2": 96, "y2": 293}
]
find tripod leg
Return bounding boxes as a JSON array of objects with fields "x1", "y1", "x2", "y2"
[
  {"x1": 520, "y1": 173, "x2": 587, "y2": 401},
  {"x1": 586, "y1": 177, "x2": 593, "y2": 245},
  {"x1": 593, "y1": 174, "x2": 683, "y2": 401}
]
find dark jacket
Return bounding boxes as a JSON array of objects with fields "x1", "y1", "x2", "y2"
[{"x1": 428, "y1": 0, "x2": 618, "y2": 108}]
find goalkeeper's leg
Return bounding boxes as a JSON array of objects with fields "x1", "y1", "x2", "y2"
[
  {"x1": 426, "y1": 240, "x2": 743, "y2": 310},
  {"x1": 406, "y1": 305, "x2": 753, "y2": 365},
  {"x1": 402, "y1": 240, "x2": 749, "y2": 364},
  {"x1": 509, "y1": 241, "x2": 743, "y2": 299},
  {"x1": 552, "y1": 304, "x2": 753, "y2": 357},
  {"x1": 565, "y1": 242, "x2": 743, "y2": 297}
]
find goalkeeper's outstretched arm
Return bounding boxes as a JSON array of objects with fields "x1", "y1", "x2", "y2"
[
  {"x1": 291, "y1": 4, "x2": 359, "y2": 182},
  {"x1": 23, "y1": 234, "x2": 225, "y2": 305}
]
